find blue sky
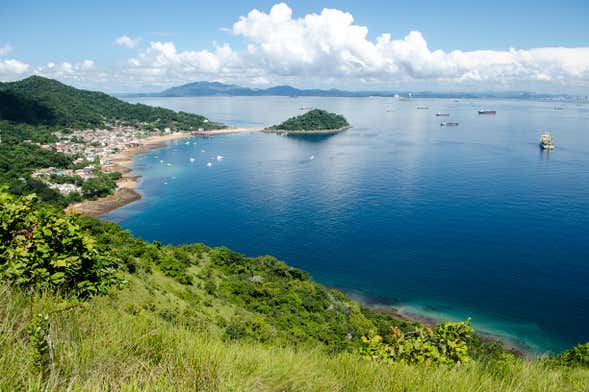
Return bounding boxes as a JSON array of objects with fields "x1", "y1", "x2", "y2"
[{"x1": 1, "y1": 1, "x2": 588, "y2": 92}]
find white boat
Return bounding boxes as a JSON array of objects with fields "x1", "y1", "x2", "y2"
[
  {"x1": 189, "y1": 157, "x2": 195, "y2": 163},
  {"x1": 207, "y1": 162, "x2": 212, "y2": 167},
  {"x1": 539, "y1": 132, "x2": 555, "y2": 150},
  {"x1": 216, "y1": 155, "x2": 224, "y2": 161}
]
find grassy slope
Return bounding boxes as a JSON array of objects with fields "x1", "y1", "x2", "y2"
[{"x1": 2, "y1": 277, "x2": 587, "y2": 391}]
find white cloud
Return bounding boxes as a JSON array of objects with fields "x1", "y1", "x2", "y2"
[
  {"x1": 228, "y1": 3, "x2": 589, "y2": 89},
  {"x1": 2, "y1": 3, "x2": 589, "y2": 92},
  {"x1": 125, "y1": 40, "x2": 241, "y2": 84},
  {"x1": 0, "y1": 59, "x2": 29, "y2": 80},
  {"x1": 114, "y1": 35, "x2": 141, "y2": 49},
  {"x1": 0, "y1": 43, "x2": 13, "y2": 56}
]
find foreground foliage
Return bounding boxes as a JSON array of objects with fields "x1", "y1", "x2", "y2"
[
  {"x1": 360, "y1": 320, "x2": 474, "y2": 365},
  {"x1": 0, "y1": 192, "x2": 118, "y2": 297}
]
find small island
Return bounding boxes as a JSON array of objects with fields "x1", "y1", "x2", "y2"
[{"x1": 265, "y1": 109, "x2": 351, "y2": 134}]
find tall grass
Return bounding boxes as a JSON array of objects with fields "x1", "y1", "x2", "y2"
[{"x1": 1, "y1": 283, "x2": 587, "y2": 391}]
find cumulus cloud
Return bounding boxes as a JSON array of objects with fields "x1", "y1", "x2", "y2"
[
  {"x1": 125, "y1": 40, "x2": 242, "y2": 85},
  {"x1": 0, "y1": 59, "x2": 29, "y2": 79},
  {"x1": 2, "y1": 3, "x2": 589, "y2": 92},
  {"x1": 114, "y1": 35, "x2": 141, "y2": 49},
  {"x1": 228, "y1": 3, "x2": 589, "y2": 89}
]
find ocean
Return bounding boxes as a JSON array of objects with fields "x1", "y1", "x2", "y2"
[{"x1": 103, "y1": 96, "x2": 589, "y2": 354}]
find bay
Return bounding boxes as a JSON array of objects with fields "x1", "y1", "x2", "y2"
[{"x1": 103, "y1": 96, "x2": 589, "y2": 354}]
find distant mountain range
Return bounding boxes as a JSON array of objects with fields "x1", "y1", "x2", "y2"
[{"x1": 121, "y1": 81, "x2": 584, "y2": 100}]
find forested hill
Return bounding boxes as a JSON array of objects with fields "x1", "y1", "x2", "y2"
[
  {"x1": 0, "y1": 76, "x2": 221, "y2": 130},
  {"x1": 268, "y1": 109, "x2": 350, "y2": 131}
]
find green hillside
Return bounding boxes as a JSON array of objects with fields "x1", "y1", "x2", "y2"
[
  {"x1": 268, "y1": 109, "x2": 350, "y2": 131},
  {"x1": 0, "y1": 76, "x2": 222, "y2": 130},
  {"x1": 1, "y1": 191, "x2": 588, "y2": 390}
]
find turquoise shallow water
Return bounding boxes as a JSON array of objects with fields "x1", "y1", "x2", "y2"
[{"x1": 103, "y1": 96, "x2": 589, "y2": 354}]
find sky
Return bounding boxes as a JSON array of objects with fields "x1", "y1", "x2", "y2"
[{"x1": 1, "y1": 0, "x2": 588, "y2": 93}]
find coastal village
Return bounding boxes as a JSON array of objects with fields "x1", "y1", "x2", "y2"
[{"x1": 31, "y1": 122, "x2": 205, "y2": 196}]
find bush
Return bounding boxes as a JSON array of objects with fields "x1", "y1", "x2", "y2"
[
  {"x1": 0, "y1": 191, "x2": 119, "y2": 297},
  {"x1": 360, "y1": 319, "x2": 474, "y2": 365},
  {"x1": 556, "y1": 342, "x2": 589, "y2": 368}
]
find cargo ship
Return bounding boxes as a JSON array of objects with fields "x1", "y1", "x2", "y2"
[
  {"x1": 539, "y1": 132, "x2": 555, "y2": 150},
  {"x1": 478, "y1": 110, "x2": 496, "y2": 115},
  {"x1": 441, "y1": 121, "x2": 459, "y2": 126}
]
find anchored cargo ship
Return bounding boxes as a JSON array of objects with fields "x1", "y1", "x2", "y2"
[{"x1": 539, "y1": 132, "x2": 555, "y2": 150}]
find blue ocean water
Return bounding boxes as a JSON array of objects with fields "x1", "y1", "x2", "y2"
[{"x1": 104, "y1": 96, "x2": 589, "y2": 354}]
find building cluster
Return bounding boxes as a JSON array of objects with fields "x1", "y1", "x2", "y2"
[
  {"x1": 32, "y1": 165, "x2": 97, "y2": 195},
  {"x1": 52, "y1": 126, "x2": 150, "y2": 164},
  {"x1": 34, "y1": 124, "x2": 169, "y2": 196}
]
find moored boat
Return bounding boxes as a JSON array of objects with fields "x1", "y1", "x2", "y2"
[
  {"x1": 478, "y1": 110, "x2": 496, "y2": 115},
  {"x1": 436, "y1": 113, "x2": 449, "y2": 117},
  {"x1": 441, "y1": 121, "x2": 459, "y2": 126}
]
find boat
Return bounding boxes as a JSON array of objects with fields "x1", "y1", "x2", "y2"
[
  {"x1": 207, "y1": 162, "x2": 213, "y2": 167},
  {"x1": 189, "y1": 157, "x2": 195, "y2": 163},
  {"x1": 298, "y1": 107, "x2": 313, "y2": 111},
  {"x1": 478, "y1": 110, "x2": 496, "y2": 115},
  {"x1": 416, "y1": 106, "x2": 429, "y2": 110},
  {"x1": 440, "y1": 122, "x2": 459, "y2": 126},
  {"x1": 216, "y1": 155, "x2": 224, "y2": 161},
  {"x1": 539, "y1": 132, "x2": 555, "y2": 150},
  {"x1": 436, "y1": 113, "x2": 450, "y2": 117}
]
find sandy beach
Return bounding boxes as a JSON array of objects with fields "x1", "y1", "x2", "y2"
[
  {"x1": 66, "y1": 132, "x2": 195, "y2": 216},
  {"x1": 191, "y1": 127, "x2": 264, "y2": 135}
]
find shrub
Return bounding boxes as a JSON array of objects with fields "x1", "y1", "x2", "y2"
[
  {"x1": 556, "y1": 342, "x2": 589, "y2": 368},
  {"x1": 360, "y1": 319, "x2": 474, "y2": 365},
  {"x1": 0, "y1": 191, "x2": 119, "y2": 297}
]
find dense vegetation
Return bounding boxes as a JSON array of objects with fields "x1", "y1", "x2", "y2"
[
  {"x1": 268, "y1": 109, "x2": 350, "y2": 131},
  {"x1": 0, "y1": 191, "x2": 588, "y2": 390},
  {"x1": 0, "y1": 121, "x2": 70, "y2": 205},
  {"x1": 0, "y1": 76, "x2": 223, "y2": 130}
]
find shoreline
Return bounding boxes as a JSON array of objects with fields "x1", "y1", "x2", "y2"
[
  {"x1": 359, "y1": 299, "x2": 530, "y2": 357},
  {"x1": 191, "y1": 127, "x2": 264, "y2": 136},
  {"x1": 65, "y1": 125, "x2": 351, "y2": 217},
  {"x1": 65, "y1": 128, "x2": 270, "y2": 217},
  {"x1": 66, "y1": 132, "x2": 196, "y2": 217}
]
